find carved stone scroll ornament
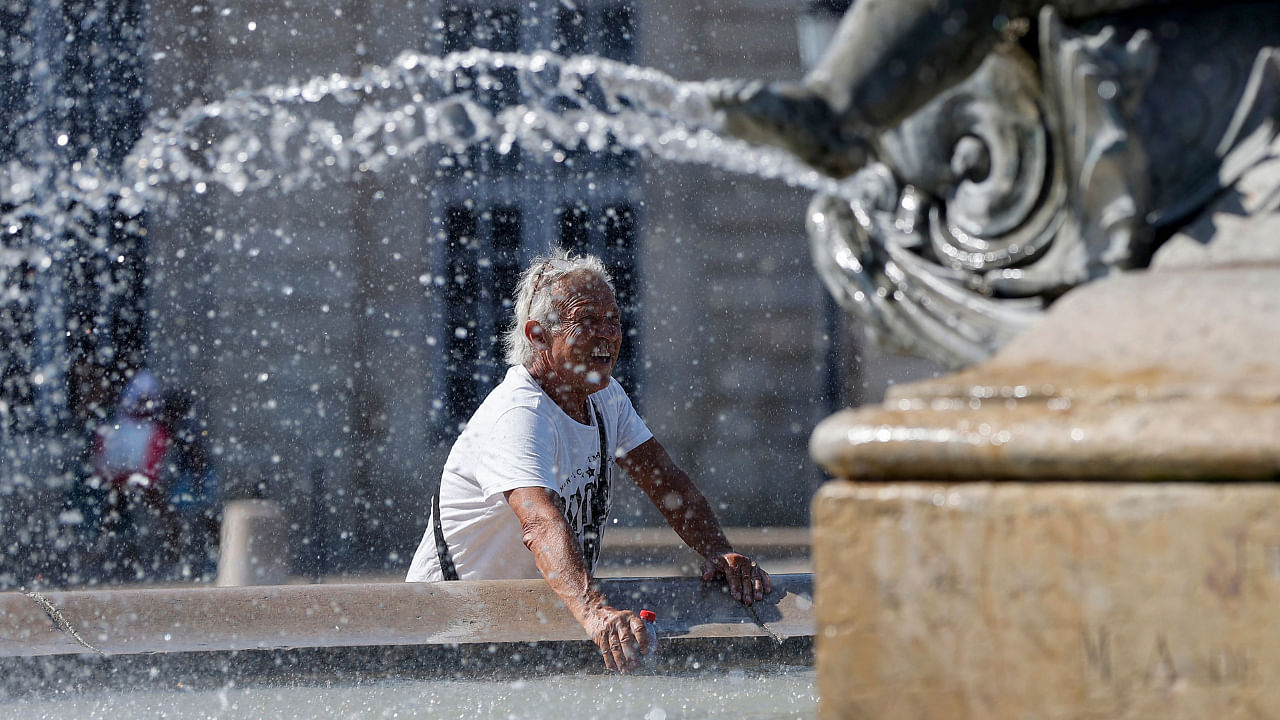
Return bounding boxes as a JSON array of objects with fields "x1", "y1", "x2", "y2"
[
  {"x1": 807, "y1": 45, "x2": 1063, "y2": 368},
  {"x1": 801, "y1": 5, "x2": 1280, "y2": 368}
]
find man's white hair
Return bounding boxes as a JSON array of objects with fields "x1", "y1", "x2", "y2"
[{"x1": 504, "y1": 248, "x2": 616, "y2": 367}]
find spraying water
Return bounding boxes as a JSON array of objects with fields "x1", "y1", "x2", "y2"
[
  {"x1": 5, "y1": 49, "x2": 841, "y2": 231},
  {"x1": 2, "y1": 46, "x2": 844, "y2": 443}
]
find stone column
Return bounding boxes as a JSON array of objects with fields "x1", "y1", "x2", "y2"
[
  {"x1": 217, "y1": 499, "x2": 289, "y2": 586},
  {"x1": 809, "y1": 266, "x2": 1280, "y2": 718}
]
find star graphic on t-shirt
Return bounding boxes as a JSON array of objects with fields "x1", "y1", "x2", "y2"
[{"x1": 585, "y1": 466, "x2": 596, "y2": 478}]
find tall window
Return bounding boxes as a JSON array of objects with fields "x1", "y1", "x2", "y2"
[
  {"x1": 441, "y1": 3, "x2": 523, "y2": 176},
  {"x1": 439, "y1": 203, "x2": 527, "y2": 426},
  {"x1": 490, "y1": 205, "x2": 523, "y2": 333},
  {"x1": 551, "y1": 3, "x2": 639, "y2": 175},
  {"x1": 599, "y1": 6, "x2": 637, "y2": 64},
  {"x1": 1, "y1": 0, "x2": 149, "y2": 434},
  {"x1": 554, "y1": 201, "x2": 641, "y2": 396},
  {"x1": 432, "y1": 2, "x2": 643, "y2": 427},
  {"x1": 553, "y1": 3, "x2": 635, "y2": 62},
  {"x1": 556, "y1": 203, "x2": 592, "y2": 256},
  {"x1": 442, "y1": 206, "x2": 481, "y2": 427},
  {"x1": 601, "y1": 203, "x2": 639, "y2": 395}
]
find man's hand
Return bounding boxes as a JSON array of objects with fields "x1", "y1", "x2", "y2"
[
  {"x1": 583, "y1": 606, "x2": 653, "y2": 673},
  {"x1": 620, "y1": 439, "x2": 775, "y2": 607},
  {"x1": 702, "y1": 552, "x2": 772, "y2": 605},
  {"x1": 506, "y1": 486, "x2": 653, "y2": 673}
]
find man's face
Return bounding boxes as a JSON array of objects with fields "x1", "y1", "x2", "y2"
[{"x1": 543, "y1": 274, "x2": 623, "y2": 394}]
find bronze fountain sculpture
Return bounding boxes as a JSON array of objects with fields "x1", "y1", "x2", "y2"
[{"x1": 718, "y1": 0, "x2": 1278, "y2": 367}]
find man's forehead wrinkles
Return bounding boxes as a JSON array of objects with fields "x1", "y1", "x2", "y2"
[
  {"x1": 559, "y1": 288, "x2": 616, "y2": 312},
  {"x1": 566, "y1": 301, "x2": 618, "y2": 318}
]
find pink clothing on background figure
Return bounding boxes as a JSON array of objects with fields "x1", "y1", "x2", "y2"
[
  {"x1": 94, "y1": 417, "x2": 170, "y2": 489},
  {"x1": 93, "y1": 370, "x2": 170, "y2": 490}
]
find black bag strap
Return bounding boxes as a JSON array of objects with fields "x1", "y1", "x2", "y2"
[
  {"x1": 591, "y1": 398, "x2": 608, "y2": 486},
  {"x1": 582, "y1": 397, "x2": 611, "y2": 571},
  {"x1": 432, "y1": 483, "x2": 459, "y2": 581}
]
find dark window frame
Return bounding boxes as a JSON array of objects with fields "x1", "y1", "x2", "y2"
[{"x1": 431, "y1": 3, "x2": 644, "y2": 427}]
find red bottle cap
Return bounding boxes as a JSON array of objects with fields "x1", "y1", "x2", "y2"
[{"x1": 639, "y1": 609, "x2": 657, "y2": 622}]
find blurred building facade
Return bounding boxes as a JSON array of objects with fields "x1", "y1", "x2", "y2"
[{"x1": 3, "y1": 0, "x2": 941, "y2": 581}]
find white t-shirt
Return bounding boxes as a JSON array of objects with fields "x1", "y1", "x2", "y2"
[{"x1": 406, "y1": 365, "x2": 653, "y2": 581}]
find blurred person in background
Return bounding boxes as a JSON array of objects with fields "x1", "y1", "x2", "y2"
[{"x1": 88, "y1": 369, "x2": 179, "y2": 581}]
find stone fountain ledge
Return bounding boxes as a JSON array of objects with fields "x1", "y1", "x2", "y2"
[
  {"x1": 812, "y1": 265, "x2": 1280, "y2": 481},
  {"x1": 0, "y1": 574, "x2": 813, "y2": 658}
]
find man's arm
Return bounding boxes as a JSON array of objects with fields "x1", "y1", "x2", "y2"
[
  {"x1": 618, "y1": 437, "x2": 772, "y2": 605},
  {"x1": 504, "y1": 486, "x2": 651, "y2": 672}
]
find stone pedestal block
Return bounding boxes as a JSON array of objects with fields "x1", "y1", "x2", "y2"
[{"x1": 813, "y1": 481, "x2": 1280, "y2": 719}]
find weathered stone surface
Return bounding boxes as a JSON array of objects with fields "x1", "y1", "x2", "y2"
[{"x1": 813, "y1": 481, "x2": 1280, "y2": 719}]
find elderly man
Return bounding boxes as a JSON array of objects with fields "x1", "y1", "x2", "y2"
[{"x1": 406, "y1": 249, "x2": 771, "y2": 672}]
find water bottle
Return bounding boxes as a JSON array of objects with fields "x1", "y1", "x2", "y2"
[{"x1": 639, "y1": 609, "x2": 659, "y2": 666}]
